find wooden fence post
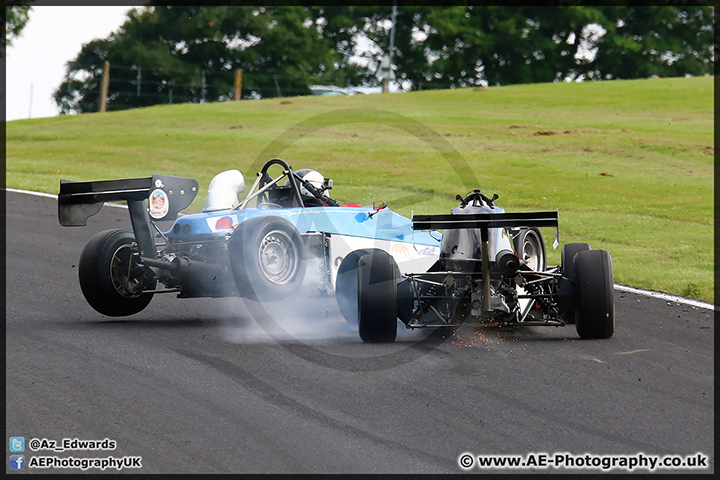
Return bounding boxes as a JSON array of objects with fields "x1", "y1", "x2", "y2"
[
  {"x1": 234, "y1": 70, "x2": 242, "y2": 101},
  {"x1": 98, "y1": 61, "x2": 110, "y2": 112}
]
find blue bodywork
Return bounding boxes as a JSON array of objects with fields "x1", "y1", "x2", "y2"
[{"x1": 165, "y1": 205, "x2": 441, "y2": 246}]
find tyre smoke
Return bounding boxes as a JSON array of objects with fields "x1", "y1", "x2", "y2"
[{"x1": 220, "y1": 256, "x2": 430, "y2": 345}]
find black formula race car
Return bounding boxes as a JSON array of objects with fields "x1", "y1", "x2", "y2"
[{"x1": 340, "y1": 189, "x2": 615, "y2": 343}]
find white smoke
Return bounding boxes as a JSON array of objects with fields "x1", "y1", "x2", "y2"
[{"x1": 220, "y1": 256, "x2": 432, "y2": 346}]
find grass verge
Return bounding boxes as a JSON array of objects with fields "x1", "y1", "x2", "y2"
[{"x1": 5, "y1": 76, "x2": 713, "y2": 302}]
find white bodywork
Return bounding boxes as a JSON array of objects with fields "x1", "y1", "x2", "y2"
[{"x1": 326, "y1": 234, "x2": 441, "y2": 289}]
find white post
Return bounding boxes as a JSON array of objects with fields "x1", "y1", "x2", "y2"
[
  {"x1": 274, "y1": 75, "x2": 281, "y2": 97},
  {"x1": 386, "y1": 2, "x2": 397, "y2": 93},
  {"x1": 136, "y1": 67, "x2": 141, "y2": 97}
]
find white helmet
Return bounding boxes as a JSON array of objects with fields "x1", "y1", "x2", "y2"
[{"x1": 288, "y1": 169, "x2": 325, "y2": 196}]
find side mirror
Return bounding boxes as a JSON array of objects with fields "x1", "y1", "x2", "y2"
[{"x1": 368, "y1": 200, "x2": 387, "y2": 218}]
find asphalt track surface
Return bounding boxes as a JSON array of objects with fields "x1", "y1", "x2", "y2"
[{"x1": 5, "y1": 191, "x2": 715, "y2": 474}]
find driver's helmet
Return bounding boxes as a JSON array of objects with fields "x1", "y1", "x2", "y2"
[{"x1": 287, "y1": 169, "x2": 326, "y2": 196}]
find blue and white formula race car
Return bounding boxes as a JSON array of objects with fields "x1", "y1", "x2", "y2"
[
  {"x1": 58, "y1": 158, "x2": 614, "y2": 343},
  {"x1": 58, "y1": 158, "x2": 439, "y2": 313}
]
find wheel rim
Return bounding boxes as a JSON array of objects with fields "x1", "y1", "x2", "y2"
[
  {"x1": 110, "y1": 244, "x2": 143, "y2": 298},
  {"x1": 523, "y1": 232, "x2": 545, "y2": 271},
  {"x1": 258, "y1": 229, "x2": 299, "y2": 285}
]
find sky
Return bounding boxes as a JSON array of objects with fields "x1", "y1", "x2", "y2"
[{"x1": 5, "y1": 6, "x2": 136, "y2": 121}]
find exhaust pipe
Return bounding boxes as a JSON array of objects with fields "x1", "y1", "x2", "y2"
[{"x1": 495, "y1": 249, "x2": 520, "y2": 276}]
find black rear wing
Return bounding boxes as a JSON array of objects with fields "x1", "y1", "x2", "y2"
[
  {"x1": 413, "y1": 211, "x2": 560, "y2": 251},
  {"x1": 58, "y1": 174, "x2": 199, "y2": 227},
  {"x1": 58, "y1": 174, "x2": 199, "y2": 258},
  {"x1": 412, "y1": 211, "x2": 558, "y2": 231}
]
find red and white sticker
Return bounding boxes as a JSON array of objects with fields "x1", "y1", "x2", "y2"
[
  {"x1": 149, "y1": 189, "x2": 169, "y2": 219},
  {"x1": 206, "y1": 215, "x2": 239, "y2": 232}
]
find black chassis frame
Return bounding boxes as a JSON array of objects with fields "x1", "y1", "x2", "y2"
[{"x1": 406, "y1": 211, "x2": 574, "y2": 329}]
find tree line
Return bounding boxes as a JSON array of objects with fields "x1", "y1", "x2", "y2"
[
  {"x1": 53, "y1": 5, "x2": 715, "y2": 114},
  {"x1": 4, "y1": 4, "x2": 32, "y2": 50}
]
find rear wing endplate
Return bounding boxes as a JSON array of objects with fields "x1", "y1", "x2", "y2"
[{"x1": 58, "y1": 174, "x2": 199, "y2": 226}]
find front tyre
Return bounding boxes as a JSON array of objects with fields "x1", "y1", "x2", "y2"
[
  {"x1": 229, "y1": 216, "x2": 306, "y2": 301},
  {"x1": 574, "y1": 250, "x2": 615, "y2": 339},
  {"x1": 357, "y1": 251, "x2": 398, "y2": 343},
  {"x1": 557, "y1": 243, "x2": 592, "y2": 323},
  {"x1": 78, "y1": 229, "x2": 156, "y2": 316},
  {"x1": 335, "y1": 248, "x2": 388, "y2": 326},
  {"x1": 561, "y1": 243, "x2": 590, "y2": 282}
]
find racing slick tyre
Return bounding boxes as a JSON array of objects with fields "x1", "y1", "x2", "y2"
[
  {"x1": 560, "y1": 243, "x2": 590, "y2": 282},
  {"x1": 574, "y1": 250, "x2": 615, "y2": 339},
  {"x1": 558, "y1": 243, "x2": 591, "y2": 323},
  {"x1": 229, "y1": 216, "x2": 306, "y2": 302},
  {"x1": 513, "y1": 227, "x2": 546, "y2": 271},
  {"x1": 357, "y1": 251, "x2": 398, "y2": 343},
  {"x1": 336, "y1": 248, "x2": 389, "y2": 326},
  {"x1": 78, "y1": 229, "x2": 156, "y2": 316}
]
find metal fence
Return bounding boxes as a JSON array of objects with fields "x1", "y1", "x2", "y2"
[{"x1": 82, "y1": 62, "x2": 461, "y2": 112}]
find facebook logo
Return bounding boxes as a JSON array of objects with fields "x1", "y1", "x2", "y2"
[
  {"x1": 9, "y1": 437, "x2": 25, "y2": 452},
  {"x1": 9, "y1": 455, "x2": 25, "y2": 470}
]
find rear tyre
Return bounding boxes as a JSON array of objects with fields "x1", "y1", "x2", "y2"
[
  {"x1": 574, "y1": 250, "x2": 615, "y2": 339},
  {"x1": 78, "y1": 229, "x2": 156, "y2": 316},
  {"x1": 514, "y1": 227, "x2": 546, "y2": 271},
  {"x1": 357, "y1": 251, "x2": 398, "y2": 343},
  {"x1": 229, "y1": 216, "x2": 305, "y2": 302}
]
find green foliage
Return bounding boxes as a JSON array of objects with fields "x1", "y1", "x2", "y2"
[
  {"x1": 315, "y1": 5, "x2": 714, "y2": 88},
  {"x1": 54, "y1": 6, "x2": 346, "y2": 113},
  {"x1": 8, "y1": 76, "x2": 714, "y2": 302},
  {"x1": 586, "y1": 6, "x2": 715, "y2": 80},
  {"x1": 54, "y1": 6, "x2": 714, "y2": 114},
  {"x1": 4, "y1": 4, "x2": 32, "y2": 49}
]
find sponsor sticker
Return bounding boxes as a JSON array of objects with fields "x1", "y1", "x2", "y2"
[
  {"x1": 391, "y1": 243, "x2": 413, "y2": 260},
  {"x1": 416, "y1": 246, "x2": 441, "y2": 256},
  {"x1": 206, "y1": 215, "x2": 238, "y2": 232},
  {"x1": 390, "y1": 243, "x2": 440, "y2": 259},
  {"x1": 149, "y1": 189, "x2": 169, "y2": 219},
  {"x1": 215, "y1": 216, "x2": 234, "y2": 230}
]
